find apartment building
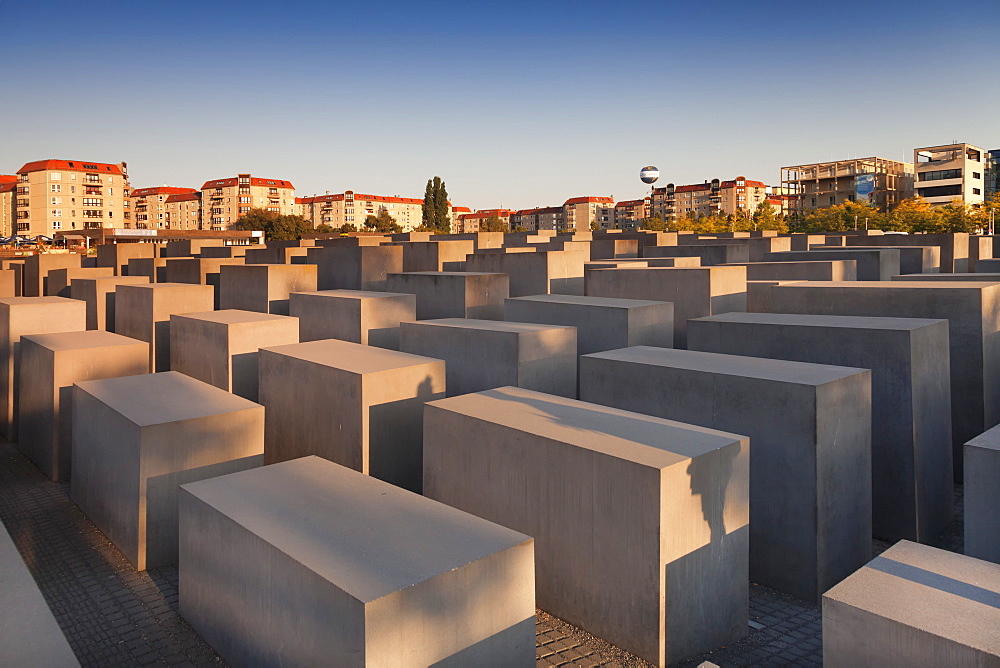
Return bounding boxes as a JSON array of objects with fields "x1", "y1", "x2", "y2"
[
  {"x1": 130, "y1": 186, "x2": 199, "y2": 229},
  {"x1": 13, "y1": 159, "x2": 130, "y2": 237},
  {"x1": 988, "y1": 149, "x2": 1000, "y2": 199},
  {"x1": 297, "y1": 190, "x2": 433, "y2": 231},
  {"x1": 457, "y1": 209, "x2": 513, "y2": 232},
  {"x1": 0, "y1": 175, "x2": 15, "y2": 237},
  {"x1": 914, "y1": 143, "x2": 987, "y2": 207},
  {"x1": 650, "y1": 177, "x2": 768, "y2": 221},
  {"x1": 780, "y1": 157, "x2": 913, "y2": 215},
  {"x1": 510, "y1": 206, "x2": 565, "y2": 232},
  {"x1": 563, "y1": 196, "x2": 615, "y2": 231},
  {"x1": 200, "y1": 174, "x2": 295, "y2": 230},
  {"x1": 166, "y1": 191, "x2": 203, "y2": 230},
  {"x1": 450, "y1": 206, "x2": 471, "y2": 232},
  {"x1": 614, "y1": 199, "x2": 648, "y2": 229}
]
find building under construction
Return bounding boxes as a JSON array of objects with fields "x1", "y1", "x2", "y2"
[{"x1": 780, "y1": 157, "x2": 914, "y2": 215}]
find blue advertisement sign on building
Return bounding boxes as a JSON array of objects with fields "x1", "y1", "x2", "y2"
[{"x1": 855, "y1": 174, "x2": 876, "y2": 203}]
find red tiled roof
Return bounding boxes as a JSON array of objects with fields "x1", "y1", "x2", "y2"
[
  {"x1": 0, "y1": 182, "x2": 15, "y2": 194},
  {"x1": 166, "y1": 192, "x2": 201, "y2": 203},
  {"x1": 451, "y1": 206, "x2": 472, "y2": 213},
  {"x1": 18, "y1": 159, "x2": 125, "y2": 175},
  {"x1": 131, "y1": 186, "x2": 198, "y2": 197},
  {"x1": 0, "y1": 175, "x2": 16, "y2": 184},
  {"x1": 674, "y1": 184, "x2": 711, "y2": 193},
  {"x1": 720, "y1": 179, "x2": 766, "y2": 189},
  {"x1": 460, "y1": 209, "x2": 513, "y2": 220},
  {"x1": 297, "y1": 192, "x2": 424, "y2": 205},
  {"x1": 564, "y1": 196, "x2": 614, "y2": 205},
  {"x1": 201, "y1": 177, "x2": 294, "y2": 190},
  {"x1": 615, "y1": 199, "x2": 645, "y2": 207}
]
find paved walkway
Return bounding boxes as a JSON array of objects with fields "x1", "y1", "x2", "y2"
[{"x1": 0, "y1": 440, "x2": 964, "y2": 667}]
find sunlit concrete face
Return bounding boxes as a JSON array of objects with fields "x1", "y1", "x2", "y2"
[
  {"x1": 423, "y1": 386, "x2": 749, "y2": 666},
  {"x1": 70, "y1": 371, "x2": 264, "y2": 571},
  {"x1": 114, "y1": 283, "x2": 215, "y2": 372},
  {"x1": 179, "y1": 457, "x2": 536, "y2": 666},
  {"x1": 823, "y1": 540, "x2": 1000, "y2": 666}
]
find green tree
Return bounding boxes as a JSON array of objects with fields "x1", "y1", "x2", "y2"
[
  {"x1": 421, "y1": 176, "x2": 451, "y2": 233},
  {"x1": 888, "y1": 197, "x2": 944, "y2": 233},
  {"x1": 314, "y1": 223, "x2": 336, "y2": 234},
  {"x1": 938, "y1": 200, "x2": 981, "y2": 233},
  {"x1": 511, "y1": 225, "x2": 527, "y2": 233},
  {"x1": 338, "y1": 222, "x2": 357, "y2": 233},
  {"x1": 640, "y1": 214, "x2": 666, "y2": 231},
  {"x1": 230, "y1": 208, "x2": 312, "y2": 241},
  {"x1": 751, "y1": 200, "x2": 787, "y2": 232},
  {"x1": 479, "y1": 214, "x2": 508, "y2": 232},
  {"x1": 364, "y1": 209, "x2": 402, "y2": 233}
]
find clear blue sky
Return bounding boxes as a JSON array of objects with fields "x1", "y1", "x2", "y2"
[{"x1": 2, "y1": 0, "x2": 998, "y2": 210}]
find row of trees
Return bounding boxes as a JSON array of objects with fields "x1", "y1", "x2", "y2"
[{"x1": 639, "y1": 194, "x2": 1000, "y2": 235}]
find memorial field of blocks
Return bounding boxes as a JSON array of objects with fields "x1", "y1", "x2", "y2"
[{"x1": 3, "y1": 229, "x2": 1000, "y2": 666}]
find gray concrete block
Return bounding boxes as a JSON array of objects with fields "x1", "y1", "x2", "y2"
[
  {"x1": 0, "y1": 521, "x2": 79, "y2": 667},
  {"x1": 590, "y1": 237, "x2": 639, "y2": 259},
  {"x1": 97, "y1": 243, "x2": 158, "y2": 276},
  {"x1": 423, "y1": 386, "x2": 749, "y2": 665},
  {"x1": 23, "y1": 253, "x2": 82, "y2": 297},
  {"x1": 161, "y1": 239, "x2": 225, "y2": 258},
  {"x1": 845, "y1": 233, "x2": 967, "y2": 272},
  {"x1": 0, "y1": 269, "x2": 17, "y2": 298},
  {"x1": 725, "y1": 260, "x2": 857, "y2": 282},
  {"x1": 289, "y1": 289, "x2": 415, "y2": 349},
  {"x1": 688, "y1": 312, "x2": 953, "y2": 542},
  {"x1": 504, "y1": 294, "x2": 673, "y2": 354},
  {"x1": 746, "y1": 280, "x2": 800, "y2": 312},
  {"x1": 170, "y1": 310, "x2": 299, "y2": 401},
  {"x1": 975, "y1": 258, "x2": 1000, "y2": 273},
  {"x1": 964, "y1": 425, "x2": 1000, "y2": 563},
  {"x1": 305, "y1": 245, "x2": 403, "y2": 291},
  {"x1": 579, "y1": 347, "x2": 872, "y2": 602},
  {"x1": 819, "y1": 244, "x2": 939, "y2": 275},
  {"x1": 466, "y1": 249, "x2": 587, "y2": 296},
  {"x1": 218, "y1": 263, "x2": 317, "y2": 315},
  {"x1": 394, "y1": 240, "x2": 475, "y2": 271},
  {"x1": 585, "y1": 266, "x2": 747, "y2": 348},
  {"x1": 765, "y1": 249, "x2": 900, "y2": 280},
  {"x1": 126, "y1": 257, "x2": 168, "y2": 283},
  {"x1": 400, "y1": 319, "x2": 576, "y2": 398},
  {"x1": 0, "y1": 297, "x2": 87, "y2": 441},
  {"x1": 788, "y1": 234, "x2": 827, "y2": 251},
  {"x1": 70, "y1": 371, "x2": 264, "y2": 570},
  {"x1": 1, "y1": 260, "x2": 24, "y2": 296},
  {"x1": 768, "y1": 280, "x2": 1000, "y2": 480},
  {"x1": 386, "y1": 271, "x2": 509, "y2": 320},
  {"x1": 45, "y1": 267, "x2": 114, "y2": 297},
  {"x1": 644, "y1": 244, "x2": 750, "y2": 265},
  {"x1": 19, "y1": 330, "x2": 148, "y2": 482},
  {"x1": 432, "y1": 231, "x2": 505, "y2": 250},
  {"x1": 244, "y1": 246, "x2": 310, "y2": 265},
  {"x1": 114, "y1": 283, "x2": 215, "y2": 372},
  {"x1": 179, "y1": 456, "x2": 535, "y2": 667},
  {"x1": 70, "y1": 275, "x2": 150, "y2": 331},
  {"x1": 259, "y1": 339, "x2": 445, "y2": 492},
  {"x1": 164, "y1": 258, "x2": 244, "y2": 308},
  {"x1": 198, "y1": 244, "x2": 261, "y2": 259},
  {"x1": 822, "y1": 540, "x2": 1000, "y2": 666},
  {"x1": 892, "y1": 273, "x2": 1000, "y2": 282}
]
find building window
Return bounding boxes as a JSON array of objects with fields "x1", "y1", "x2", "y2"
[
  {"x1": 974, "y1": 188, "x2": 982, "y2": 195},
  {"x1": 51, "y1": 221, "x2": 61, "y2": 230},
  {"x1": 51, "y1": 197, "x2": 61, "y2": 205},
  {"x1": 916, "y1": 184, "x2": 963, "y2": 198},
  {"x1": 51, "y1": 172, "x2": 62, "y2": 180},
  {"x1": 50, "y1": 209, "x2": 62, "y2": 217},
  {"x1": 239, "y1": 197, "x2": 251, "y2": 204},
  {"x1": 973, "y1": 172, "x2": 982, "y2": 179},
  {"x1": 50, "y1": 184, "x2": 61, "y2": 193},
  {"x1": 83, "y1": 198, "x2": 102, "y2": 207},
  {"x1": 918, "y1": 169, "x2": 962, "y2": 182}
]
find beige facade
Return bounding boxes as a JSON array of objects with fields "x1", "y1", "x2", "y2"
[
  {"x1": 130, "y1": 187, "x2": 199, "y2": 229},
  {"x1": 780, "y1": 158, "x2": 913, "y2": 215},
  {"x1": 450, "y1": 206, "x2": 471, "y2": 232},
  {"x1": 650, "y1": 177, "x2": 768, "y2": 221},
  {"x1": 201, "y1": 174, "x2": 295, "y2": 230},
  {"x1": 509, "y1": 206, "x2": 564, "y2": 232},
  {"x1": 297, "y1": 191, "x2": 427, "y2": 231},
  {"x1": 563, "y1": 196, "x2": 615, "y2": 230},
  {"x1": 165, "y1": 191, "x2": 203, "y2": 230},
  {"x1": 0, "y1": 176, "x2": 15, "y2": 237},
  {"x1": 914, "y1": 143, "x2": 987, "y2": 207},
  {"x1": 13, "y1": 159, "x2": 130, "y2": 237},
  {"x1": 457, "y1": 209, "x2": 513, "y2": 232},
  {"x1": 614, "y1": 198, "x2": 648, "y2": 229}
]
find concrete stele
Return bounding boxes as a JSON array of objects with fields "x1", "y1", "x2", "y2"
[
  {"x1": 70, "y1": 371, "x2": 264, "y2": 571},
  {"x1": 423, "y1": 386, "x2": 749, "y2": 666},
  {"x1": 179, "y1": 456, "x2": 535, "y2": 666},
  {"x1": 114, "y1": 283, "x2": 215, "y2": 372},
  {"x1": 288, "y1": 289, "x2": 416, "y2": 349}
]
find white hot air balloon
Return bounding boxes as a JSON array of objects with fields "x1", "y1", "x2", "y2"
[{"x1": 640, "y1": 166, "x2": 659, "y2": 185}]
